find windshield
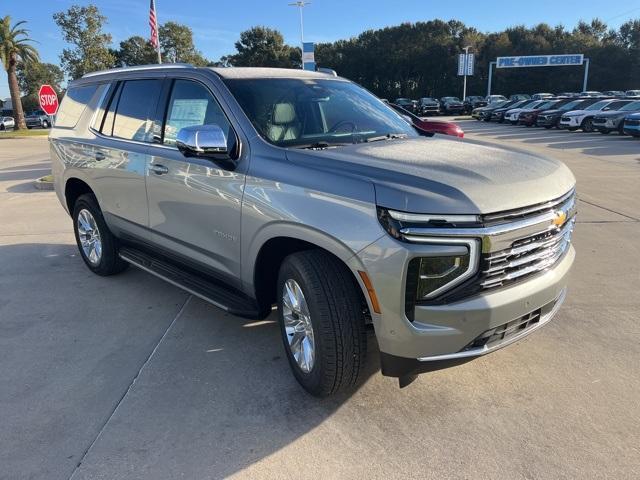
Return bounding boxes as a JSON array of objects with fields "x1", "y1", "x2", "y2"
[
  {"x1": 537, "y1": 100, "x2": 557, "y2": 109},
  {"x1": 620, "y1": 101, "x2": 640, "y2": 111},
  {"x1": 443, "y1": 97, "x2": 460, "y2": 102},
  {"x1": 559, "y1": 100, "x2": 585, "y2": 110},
  {"x1": 586, "y1": 100, "x2": 612, "y2": 111},
  {"x1": 224, "y1": 78, "x2": 417, "y2": 147}
]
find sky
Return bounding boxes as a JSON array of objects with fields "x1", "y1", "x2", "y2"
[{"x1": 2, "y1": 0, "x2": 640, "y2": 99}]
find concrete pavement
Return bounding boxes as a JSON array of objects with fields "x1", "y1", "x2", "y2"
[{"x1": 1, "y1": 129, "x2": 638, "y2": 479}]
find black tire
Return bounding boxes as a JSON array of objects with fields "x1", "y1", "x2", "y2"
[
  {"x1": 582, "y1": 118, "x2": 594, "y2": 133},
  {"x1": 544, "y1": 125, "x2": 552, "y2": 129},
  {"x1": 600, "y1": 129, "x2": 610, "y2": 135},
  {"x1": 72, "y1": 193, "x2": 128, "y2": 276},
  {"x1": 0, "y1": 124, "x2": 4, "y2": 131},
  {"x1": 277, "y1": 250, "x2": 367, "y2": 397},
  {"x1": 42, "y1": 120, "x2": 50, "y2": 129}
]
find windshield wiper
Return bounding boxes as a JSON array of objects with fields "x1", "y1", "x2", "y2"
[
  {"x1": 294, "y1": 141, "x2": 349, "y2": 150},
  {"x1": 365, "y1": 133, "x2": 408, "y2": 143}
]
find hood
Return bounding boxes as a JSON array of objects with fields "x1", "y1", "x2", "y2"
[
  {"x1": 285, "y1": 137, "x2": 575, "y2": 215},
  {"x1": 563, "y1": 109, "x2": 591, "y2": 116},
  {"x1": 540, "y1": 109, "x2": 564, "y2": 115}
]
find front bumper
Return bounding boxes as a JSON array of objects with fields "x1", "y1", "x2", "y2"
[
  {"x1": 623, "y1": 124, "x2": 640, "y2": 136},
  {"x1": 536, "y1": 116, "x2": 558, "y2": 127},
  {"x1": 357, "y1": 198, "x2": 576, "y2": 382}
]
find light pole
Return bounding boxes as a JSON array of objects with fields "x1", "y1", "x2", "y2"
[
  {"x1": 462, "y1": 45, "x2": 472, "y2": 101},
  {"x1": 288, "y1": 1, "x2": 311, "y2": 68}
]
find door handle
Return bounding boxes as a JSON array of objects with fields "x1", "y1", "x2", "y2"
[
  {"x1": 149, "y1": 164, "x2": 169, "y2": 175},
  {"x1": 95, "y1": 151, "x2": 106, "y2": 161}
]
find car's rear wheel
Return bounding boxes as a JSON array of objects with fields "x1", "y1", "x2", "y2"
[
  {"x1": 72, "y1": 194, "x2": 128, "y2": 276},
  {"x1": 42, "y1": 120, "x2": 50, "y2": 129},
  {"x1": 277, "y1": 250, "x2": 367, "y2": 397}
]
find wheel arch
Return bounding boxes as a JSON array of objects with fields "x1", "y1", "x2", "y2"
[
  {"x1": 247, "y1": 225, "x2": 374, "y2": 320},
  {"x1": 64, "y1": 177, "x2": 95, "y2": 214}
]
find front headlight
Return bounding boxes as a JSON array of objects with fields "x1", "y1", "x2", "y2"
[{"x1": 414, "y1": 254, "x2": 471, "y2": 299}]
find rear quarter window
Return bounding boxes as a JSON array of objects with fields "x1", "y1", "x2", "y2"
[{"x1": 55, "y1": 85, "x2": 99, "y2": 128}]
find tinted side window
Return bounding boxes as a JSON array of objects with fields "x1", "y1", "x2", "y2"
[
  {"x1": 112, "y1": 79, "x2": 162, "y2": 142},
  {"x1": 55, "y1": 85, "x2": 99, "y2": 128},
  {"x1": 163, "y1": 80, "x2": 232, "y2": 146}
]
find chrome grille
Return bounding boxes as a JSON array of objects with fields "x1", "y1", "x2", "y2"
[
  {"x1": 482, "y1": 189, "x2": 575, "y2": 225},
  {"x1": 480, "y1": 216, "x2": 574, "y2": 290}
]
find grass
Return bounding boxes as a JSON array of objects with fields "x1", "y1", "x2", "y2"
[
  {"x1": 39, "y1": 175, "x2": 54, "y2": 182},
  {"x1": 0, "y1": 128, "x2": 49, "y2": 139}
]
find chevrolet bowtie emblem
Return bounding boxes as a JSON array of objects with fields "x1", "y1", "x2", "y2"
[{"x1": 553, "y1": 210, "x2": 567, "y2": 227}]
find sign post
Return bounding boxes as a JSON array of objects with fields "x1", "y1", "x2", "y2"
[
  {"x1": 38, "y1": 85, "x2": 59, "y2": 122},
  {"x1": 458, "y1": 48, "x2": 474, "y2": 100}
]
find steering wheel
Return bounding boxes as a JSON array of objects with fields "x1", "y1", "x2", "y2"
[{"x1": 328, "y1": 120, "x2": 357, "y2": 134}]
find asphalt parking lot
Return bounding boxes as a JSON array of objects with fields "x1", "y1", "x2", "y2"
[{"x1": 1, "y1": 125, "x2": 639, "y2": 479}]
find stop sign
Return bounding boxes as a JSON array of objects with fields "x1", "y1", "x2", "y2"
[{"x1": 38, "y1": 85, "x2": 59, "y2": 116}]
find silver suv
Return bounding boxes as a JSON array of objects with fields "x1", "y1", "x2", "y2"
[{"x1": 51, "y1": 65, "x2": 576, "y2": 396}]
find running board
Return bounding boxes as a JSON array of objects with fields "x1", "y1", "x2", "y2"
[{"x1": 119, "y1": 247, "x2": 262, "y2": 319}]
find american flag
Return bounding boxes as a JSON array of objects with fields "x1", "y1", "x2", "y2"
[{"x1": 149, "y1": 0, "x2": 159, "y2": 49}]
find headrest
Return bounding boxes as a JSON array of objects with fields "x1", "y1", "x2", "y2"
[{"x1": 272, "y1": 103, "x2": 296, "y2": 124}]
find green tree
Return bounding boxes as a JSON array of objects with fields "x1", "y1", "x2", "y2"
[
  {"x1": 0, "y1": 16, "x2": 39, "y2": 129},
  {"x1": 115, "y1": 35, "x2": 157, "y2": 66},
  {"x1": 53, "y1": 4, "x2": 115, "y2": 79},
  {"x1": 222, "y1": 26, "x2": 300, "y2": 68},
  {"x1": 17, "y1": 61, "x2": 63, "y2": 96},
  {"x1": 159, "y1": 21, "x2": 208, "y2": 65}
]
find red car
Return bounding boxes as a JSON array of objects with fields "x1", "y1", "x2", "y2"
[{"x1": 389, "y1": 103, "x2": 464, "y2": 138}]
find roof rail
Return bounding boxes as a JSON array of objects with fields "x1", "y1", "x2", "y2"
[{"x1": 82, "y1": 63, "x2": 195, "y2": 78}]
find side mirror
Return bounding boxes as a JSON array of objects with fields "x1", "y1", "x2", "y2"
[{"x1": 176, "y1": 124, "x2": 231, "y2": 159}]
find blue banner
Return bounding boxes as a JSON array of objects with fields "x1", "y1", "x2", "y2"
[{"x1": 302, "y1": 42, "x2": 315, "y2": 71}]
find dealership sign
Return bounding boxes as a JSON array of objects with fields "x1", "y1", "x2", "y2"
[{"x1": 496, "y1": 54, "x2": 584, "y2": 69}]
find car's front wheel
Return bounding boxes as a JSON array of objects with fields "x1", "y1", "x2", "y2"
[
  {"x1": 277, "y1": 250, "x2": 367, "y2": 397},
  {"x1": 42, "y1": 120, "x2": 50, "y2": 129},
  {"x1": 72, "y1": 193, "x2": 128, "y2": 276},
  {"x1": 582, "y1": 118, "x2": 594, "y2": 133}
]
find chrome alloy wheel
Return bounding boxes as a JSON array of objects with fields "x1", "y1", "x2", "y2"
[
  {"x1": 76, "y1": 209, "x2": 102, "y2": 265},
  {"x1": 282, "y1": 279, "x2": 315, "y2": 373}
]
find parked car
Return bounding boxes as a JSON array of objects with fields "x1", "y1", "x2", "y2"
[
  {"x1": 462, "y1": 95, "x2": 486, "y2": 114},
  {"x1": 504, "y1": 100, "x2": 546, "y2": 124},
  {"x1": 0, "y1": 116, "x2": 15, "y2": 131},
  {"x1": 559, "y1": 99, "x2": 634, "y2": 132},
  {"x1": 625, "y1": 90, "x2": 640, "y2": 97},
  {"x1": 531, "y1": 93, "x2": 554, "y2": 100},
  {"x1": 535, "y1": 98, "x2": 601, "y2": 129},
  {"x1": 519, "y1": 99, "x2": 567, "y2": 126},
  {"x1": 579, "y1": 91, "x2": 603, "y2": 97},
  {"x1": 490, "y1": 99, "x2": 531, "y2": 123},
  {"x1": 51, "y1": 65, "x2": 576, "y2": 396},
  {"x1": 592, "y1": 101, "x2": 640, "y2": 134},
  {"x1": 486, "y1": 94, "x2": 508, "y2": 104},
  {"x1": 622, "y1": 113, "x2": 640, "y2": 137},
  {"x1": 390, "y1": 103, "x2": 464, "y2": 138},
  {"x1": 556, "y1": 92, "x2": 580, "y2": 98},
  {"x1": 394, "y1": 98, "x2": 418, "y2": 114},
  {"x1": 509, "y1": 94, "x2": 531, "y2": 101},
  {"x1": 417, "y1": 97, "x2": 440, "y2": 116},
  {"x1": 602, "y1": 90, "x2": 625, "y2": 97},
  {"x1": 25, "y1": 109, "x2": 52, "y2": 129},
  {"x1": 439, "y1": 96, "x2": 464, "y2": 114},
  {"x1": 475, "y1": 100, "x2": 514, "y2": 121}
]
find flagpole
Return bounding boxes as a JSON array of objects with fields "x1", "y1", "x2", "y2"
[{"x1": 155, "y1": 0, "x2": 162, "y2": 64}]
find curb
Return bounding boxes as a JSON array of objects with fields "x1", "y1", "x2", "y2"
[{"x1": 34, "y1": 177, "x2": 54, "y2": 191}]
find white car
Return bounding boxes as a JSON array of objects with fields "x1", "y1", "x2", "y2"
[
  {"x1": 625, "y1": 90, "x2": 640, "y2": 97},
  {"x1": 504, "y1": 101, "x2": 546, "y2": 124},
  {"x1": 0, "y1": 116, "x2": 15, "y2": 131},
  {"x1": 486, "y1": 94, "x2": 508, "y2": 104},
  {"x1": 559, "y1": 99, "x2": 633, "y2": 132}
]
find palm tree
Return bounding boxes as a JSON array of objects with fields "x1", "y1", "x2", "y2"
[{"x1": 0, "y1": 16, "x2": 39, "y2": 130}]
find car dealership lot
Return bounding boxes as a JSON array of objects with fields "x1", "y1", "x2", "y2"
[{"x1": 1, "y1": 133, "x2": 638, "y2": 479}]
